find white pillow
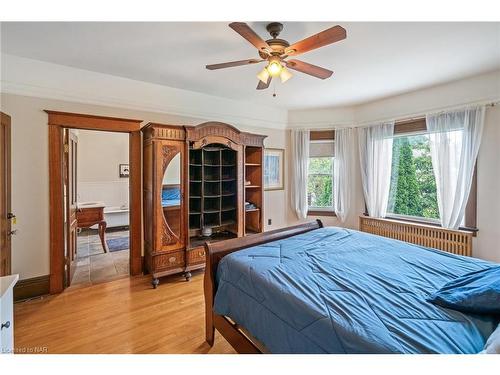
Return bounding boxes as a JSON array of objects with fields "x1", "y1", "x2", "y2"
[{"x1": 483, "y1": 323, "x2": 500, "y2": 354}]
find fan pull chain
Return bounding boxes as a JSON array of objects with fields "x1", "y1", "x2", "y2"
[{"x1": 272, "y1": 79, "x2": 277, "y2": 98}]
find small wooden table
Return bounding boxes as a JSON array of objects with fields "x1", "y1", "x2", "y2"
[{"x1": 76, "y1": 203, "x2": 108, "y2": 253}]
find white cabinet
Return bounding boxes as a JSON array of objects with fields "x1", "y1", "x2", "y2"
[{"x1": 0, "y1": 274, "x2": 19, "y2": 354}]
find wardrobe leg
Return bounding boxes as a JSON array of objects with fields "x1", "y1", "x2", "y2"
[
  {"x1": 152, "y1": 278, "x2": 159, "y2": 289},
  {"x1": 184, "y1": 272, "x2": 192, "y2": 282}
]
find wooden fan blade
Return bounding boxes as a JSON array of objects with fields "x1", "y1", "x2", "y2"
[
  {"x1": 286, "y1": 25, "x2": 346, "y2": 57},
  {"x1": 256, "y1": 76, "x2": 272, "y2": 90},
  {"x1": 229, "y1": 22, "x2": 271, "y2": 54},
  {"x1": 206, "y1": 59, "x2": 263, "y2": 70},
  {"x1": 285, "y1": 59, "x2": 333, "y2": 79}
]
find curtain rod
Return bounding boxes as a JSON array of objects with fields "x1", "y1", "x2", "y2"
[
  {"x1": 298, "y1": 99, "x2": 500, "y2": 132},
  {"x1": 353, "y1": 99, "x2": 500, "y2": 129}
]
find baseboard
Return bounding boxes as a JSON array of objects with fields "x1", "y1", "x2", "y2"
[{"x1": 14, "y1": 275, "x2": 50, "y2": 302}]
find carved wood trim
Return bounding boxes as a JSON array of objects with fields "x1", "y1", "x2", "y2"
[
  {"x1": 185, "y1": 122, "x2": 241, "y2": 143},
  {"x1": 241, "y1": 133, "x2": 266, "y2": 147},
  {"x1": 185, "y1": 122, "x2": 266, "y2": 147},
  {"x1": 144, "y1": 121, "x2": 266, "y2": 147},
  {"x1": 144, "y1": 124, "x2": 186, "y2": 141},
  {"x1": 160, "y1": 144, "x2": 181, "y2": 246}
]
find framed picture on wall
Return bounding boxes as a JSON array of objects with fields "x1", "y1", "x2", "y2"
[
  {"x1": 264, "y1": 148, "x2": 284, "y2": 191},
  {"x1": 119, "y1": 164, "x2": 130, "y2": 178}
]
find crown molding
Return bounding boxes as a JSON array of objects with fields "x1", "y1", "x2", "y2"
[
  {"x1": 0, "y1": 54, "x2": 288, "y2": 130},
  {"x1": 2, "y1": 55, "x2": 498, "y2": 131},
  {"x1": 287, "y1": 69, "x2": 500, "y2": 128},
  {"x1": 1, "y1": 80, "x2": 288, "y2": 130}
]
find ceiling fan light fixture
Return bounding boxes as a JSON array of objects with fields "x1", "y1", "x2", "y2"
[
  {"x1": 257, "y1": 67, "x2": 270, "y2": 84},
  {"x1": 280, "y1": 67, "x2": 293, "y2": 83},
  {"x1": 267, "y1": 60, "x2": 282, "y2": 77}
]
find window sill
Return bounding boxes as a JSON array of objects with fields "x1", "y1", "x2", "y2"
[
  {"x1": 382, "y1": 215, "x2": 478, "y2": 237},
  {"x1": 307, "y1": 210, "x2": 336, "y2": 217}
]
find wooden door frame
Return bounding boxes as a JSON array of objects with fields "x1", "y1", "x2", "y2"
[
  {"x1": 64, "y1": 129, "x2": 79, "y2": 287},
  {"x1": 0, "y1": 112, "x2": 12, "y2": 276},
  {"x1": 46, "y1": 111, "x2": 143, "y2": 294}
]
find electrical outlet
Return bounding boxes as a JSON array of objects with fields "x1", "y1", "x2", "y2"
[{"x1": 268, "y1": 219, "x2": 272, "y2": 225}]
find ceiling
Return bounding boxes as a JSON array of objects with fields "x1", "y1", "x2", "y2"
[{"x1": 1, "y1": 22, "x2": 499, "y2": 110}]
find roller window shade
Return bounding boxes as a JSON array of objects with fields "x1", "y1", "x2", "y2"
[{"x1": 309, "y1": 140, "x2": 335, "y2": 158}]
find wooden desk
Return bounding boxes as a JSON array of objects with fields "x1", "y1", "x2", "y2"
[{"x1": 76, "y1": 204, "x2": 108, "y2": 253}]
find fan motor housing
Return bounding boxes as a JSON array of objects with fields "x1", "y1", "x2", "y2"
[
  {"x1": 259, "y1": 38, "x2": 290, "y2": 58},
  {"x1": 257, "y1": 22, "x2": 291, "y2": 58}
]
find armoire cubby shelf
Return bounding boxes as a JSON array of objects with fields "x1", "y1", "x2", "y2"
[
  {"x1": 188, "y1": 145, "x2": 238, "y2": 233},
  {"x1": 142, "y1": 122, "x2": 266, "y2": 288}
]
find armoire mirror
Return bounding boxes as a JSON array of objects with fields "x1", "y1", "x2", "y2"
[{"x1": 161, "y1": 152, "x2": 181, "y2": 245}]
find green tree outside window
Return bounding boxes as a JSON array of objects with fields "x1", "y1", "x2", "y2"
[
  {"x1": 389, "y1": 134, "x2": 439, "y2": 220},
  {"x1": 307, "y1": 157, "x2": 333, "y2": 209}
]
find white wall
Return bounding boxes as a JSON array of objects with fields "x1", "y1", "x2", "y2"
[
  {"x1": 0, "y1": 93, "x2": 288, "y2": 280},
  {"x1": 353, "y1": 70, "x2": 500, "y2": 124},
  {"x1": 77, "y1": 129, "x2": 129, "y2": 208},
  {"x1": 288, "y1": 106, "x2": 356, "y2": 129}
]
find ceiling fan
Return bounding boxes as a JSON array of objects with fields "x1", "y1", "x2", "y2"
[{"x1": 206, "y1": 22, "x2": 347, "y2": 90}]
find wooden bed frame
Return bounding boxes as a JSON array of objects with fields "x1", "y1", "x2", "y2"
[{"x1": 203, "y1": 219, "x2": 324, "y2": 353}]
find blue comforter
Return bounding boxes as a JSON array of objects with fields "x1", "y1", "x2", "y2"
[
  {"x1": 162, "y1": 199, "x2": 180, "y2": 207},
  {"x1": 214, "y1": 227, "x2": 499, "y2": 353}
]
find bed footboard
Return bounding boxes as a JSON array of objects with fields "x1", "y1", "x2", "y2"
[{"x1": 203, "y1": 219, "x2": 323, "y2": 352}]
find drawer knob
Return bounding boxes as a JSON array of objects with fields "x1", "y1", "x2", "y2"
[
  {"x1": 1, "y1": 321, "x2": 11, "y2": 330},
  {"x1": 169, "y1": 256, "x2": 176, "y2": 263}
]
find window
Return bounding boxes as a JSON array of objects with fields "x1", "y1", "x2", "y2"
[
  {"x1": 386, "y1": 119, "x2": 477, "y2": 230},
  {"x1": 307, "y1": 131, "x2": 335, "y2": 215},
  {"x1": 387, "y1": 133, "x2": 439, "y2": 221},
  {"x1": 308, "y1": 156, "x2": 334, "y2": 210}
]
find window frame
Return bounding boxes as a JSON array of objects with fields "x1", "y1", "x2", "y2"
[
  {"x1": 382, "y1": 118, "x2": 478, "y2": 233},
  {"x1": 307, "y1": 131, "x2": 336, "y2": 217}
]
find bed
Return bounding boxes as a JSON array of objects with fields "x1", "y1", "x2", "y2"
[
  {"x1": 161, "y1": 185, "x2": 181, "y2": 207},
  {"x1": 204, "y1": 220, "x2": 499, "y2": 354}
]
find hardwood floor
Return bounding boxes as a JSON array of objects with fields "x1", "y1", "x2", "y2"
[{"x1": 14, "y1": 271, "x2": 236, "y2": 354}]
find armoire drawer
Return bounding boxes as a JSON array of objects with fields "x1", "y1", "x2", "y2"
[
  {"x1": 153, "y1": 251, "x2": 185, "y2": 270},
  {"x1": 187, "y1": 246, "x2": 206, "y2": 265}
]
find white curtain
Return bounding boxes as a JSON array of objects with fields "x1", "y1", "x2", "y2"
[
  {"x1": 358, "y1": 122, "x2": 395, "y2": 218},
  {"x1": 291, "y1": 129, "x2": 310, "y2": 220},
  {"x1": 334, "y1": 128, "x2": 355, "y2": 222},
  {"x1": 426, "y1": 106, "x2": 485, "y2": 229}
]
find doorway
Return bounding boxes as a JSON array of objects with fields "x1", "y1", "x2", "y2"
[
  {"x1": 47, "y1": 111, "x2": 143, "y2": 293},
  {"x1": 72, "y1": 129, "x2": 131, "y2": 286}
]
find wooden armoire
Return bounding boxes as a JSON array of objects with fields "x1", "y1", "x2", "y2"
[{"x1": 142, "y1": 122, "x2": 266, "y2": 288}]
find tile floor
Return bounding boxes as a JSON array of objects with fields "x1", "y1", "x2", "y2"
[{"x1": 72, "y1": 228, "x2": 130, "y2": 287}]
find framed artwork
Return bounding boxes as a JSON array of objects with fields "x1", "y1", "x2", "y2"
[
  {"x1": 119, "y1": 163, "x2": 130, "y2": 178},
  {"x1": 264, "y1": 148, "x2": 284, "y2": 191}
]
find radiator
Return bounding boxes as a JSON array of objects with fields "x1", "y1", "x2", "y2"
[{"x1": 359, "y1": 216, "x2": 472, "y2": 257}]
